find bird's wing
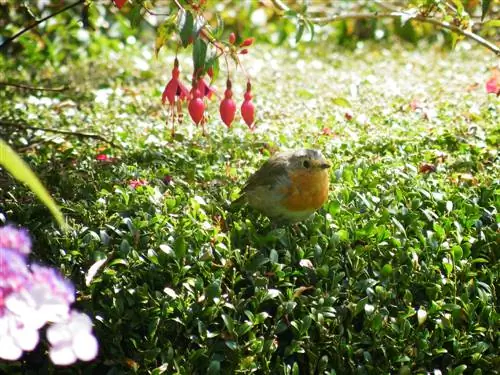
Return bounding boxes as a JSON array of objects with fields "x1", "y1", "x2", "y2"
[
  {"x1": 241, "y1": 157, "x2": 289, "y2": 194},
  {"x1": 230, "y1": 153, "x2": 291, "y2": 210}
]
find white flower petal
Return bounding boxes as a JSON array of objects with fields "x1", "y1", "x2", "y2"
[
  {"x1": 39, "y1": 303, "x2": 71, "y2": 323},
  {"x1": 13, "y1": 326, "x2": 39, "y2": 351},
  {"x1": 5, "y1": 291, "x2": 36, "y2": 315},
  {"x1": 0, "y1": 316, "x2": 9, "y2": 335},
  {"x1": 0, "y1": 335, "x2": 23, "y2": 360},
  {"x1": 73, "y1": 332, "x2": 98, "y2": 361},
  {"x1": 67, "y1": 312, "x2": 93, "y2": 334},
  {"x1": 47, "y1": 323, "x2": 72, "y2": 346},
  {"x1": 49, "y1": 345, "x2": 77, "y2": 366}
]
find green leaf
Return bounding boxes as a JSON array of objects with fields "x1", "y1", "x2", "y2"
[
  {"x1": 193, "y1": 38, "x2": 208, "y2": 77},
  {"x1": 295, "y1": 22, "x2": 305, "y2": 43},
  {"x1": 449, "y1": 0, "x2": 464, "y2": 16},
  {"x1": 212, "y1": 13, "x2": 224, "y2": 39},
  {"x1": 174, "y1": 236, "x2": 186, "y2": 258},
  {"x1": 206, "y1": 280, "x2": 221, "y2": 300},
  {"x1": 155, "y1": 14, "x2": 177, "y2": 57},
  {"x1": 452, "y1": 245, "x2": 463, "y2": 261},
  {"x1": 305, "y1": 19, "x2": 315, "y2": 41},
  {"x1": 207, "y1": 360, "x2": 221, "y2": 375},
  {"x1": 0, "y1": 139, "x2": 65, "y2": 229},
  {"x1": 129, "y1": 3, "x2": 143, "y2": 28},
  {"x1": 221, "y1": 314, "x2": 235, "y2": 334},
  {"x1": 484, "y1": 19, "x2": 500, "y2": 27},
  {"x1": 381, "y1": 263, "x2": 393, "y2": 277},
  {"x1": 178, "y1": 9, "x2": 194, "y2": 47},
  {"x1": 331, "y1": 97, "x2": 352, "y2": 108},
  {"x1": 481, "y1": 0, "x2": 492, "y2": 21}
]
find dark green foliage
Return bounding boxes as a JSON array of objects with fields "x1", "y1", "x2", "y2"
[{"x1": 0, "y1": 38, "x2": 498, "y2": 374}]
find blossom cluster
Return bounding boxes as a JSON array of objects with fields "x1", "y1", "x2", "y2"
[{"x1": 0, "y1": 225, "x2": 98, "y2": 365}]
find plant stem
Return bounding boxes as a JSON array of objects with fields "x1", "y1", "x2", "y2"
[
  {"x1": 0, "y1": 120, "x2": 120, "y2": 148},
  {"x1": 0, "y1": 82, "x2": 68, "y2": 92},
  {"x1": 0, "y1": 0, "x2": 85, "y2": 50}
]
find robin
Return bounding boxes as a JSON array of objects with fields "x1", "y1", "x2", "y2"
[{"x1": 231, "y1": 149, "x2": 331, "y2": 223}]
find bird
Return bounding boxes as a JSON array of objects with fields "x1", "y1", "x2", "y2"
[{"x1": 231, "y1": 149, "x2": 331, "y2": 224}]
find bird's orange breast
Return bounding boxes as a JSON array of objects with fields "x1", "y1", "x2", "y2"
[{"x1": 282, "y1": 169, "x2": 329, "y2": 212}]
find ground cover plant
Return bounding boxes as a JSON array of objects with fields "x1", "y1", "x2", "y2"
[{"x1": 1, "y1": 0, "x2": 499, "y2": 374}]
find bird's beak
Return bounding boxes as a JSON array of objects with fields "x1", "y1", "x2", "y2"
[{"x1": 320, "y1": 161, "x2": 331, "y2": 169}]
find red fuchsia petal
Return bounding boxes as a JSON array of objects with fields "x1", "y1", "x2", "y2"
[
  {"x1": 240, "y1": 38, "x2": 254, "y2": 47},
  {"x1": 197, "y1": 78, "x2": 215, "y2": 99},
  {"x1": 177, "y1": 81, "x2": 189, "y2": 100},
  {"x1": 229, "y1": 33, "x2": 236, "y2": 44},
  {"x1": 485, "y1": 75, "x2": 499, "y2": 95},
  {"x1": 113, "y1": 0, "x2": 127, "y2": 9},
  {"x1": 241, "y1": 81, "x2": 255, "y2": 128},
  {"x1": 188, "y1": 97, "x2": 205, "y2": 125},
  {"x1": 241, "y1": 99, "x2": 255, "y2": 127},
  {"x1": 220, "y1": 88, "x2": 236, "y2": 128},
  {"x1": 161, "y1": 64, "x2": 189, "y2": 105},
  {"x1": 162, "y1": 79, "x2": 177, "y2": 105},
  {"x1": 239, "y1": 49, "x2": 249, "y2": 55}
]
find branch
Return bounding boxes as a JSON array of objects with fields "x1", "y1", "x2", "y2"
[
  {"x1": 0, "y1": 120, "x2": 120, "y2": 149},
  {"x1": 270, "y1": 0, "x2": 500, "y2": 56},
  {"x1": 0, "y1": 82, "x2": 69, "y2": 92},
  {"x1": 0, "y1": 0, "x2": 85, "y2": 50}
]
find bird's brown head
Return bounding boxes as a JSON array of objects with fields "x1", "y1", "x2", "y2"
[{"x1": 286, "y1": 149, "x2": 331, "y2": 171}]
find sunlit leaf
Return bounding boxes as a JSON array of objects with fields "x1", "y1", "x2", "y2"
[
  {"x1": 481, "y1": 0, "x2": 492, "y2": 21},
  {"x1": 331, "y1": 97, "x2": 352, "y2": 108}
]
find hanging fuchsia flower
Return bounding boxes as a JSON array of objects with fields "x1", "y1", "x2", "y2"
[
  {"x1": 220, "y1": 79, "x2": 236, "y2": 127},
  {"x1": 0, "y1": 225, "x2": 98, "y2": 365},
  {"x1": 241, "y1": 80, "x2": 255, "y2": 129},
  {"x1": 161, "y1": 58, "x2": 189, "y2": 106},
  {"x1": 196, "y1": 77, "x2": 216, "y2": 99},
  {"x1": 188, "y1": 83, "x2": 205, "y2": 125}
]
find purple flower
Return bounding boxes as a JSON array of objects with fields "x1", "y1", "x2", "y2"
[
  {"x1": 1, "y1": 248, "x2": 30, "y2": 316},
  {"x1": 0, "y1": 225, "x2": 32, "y2": 255},
  {"x1": 0, "y1": 225, "x2": 98, "y2": 365}
]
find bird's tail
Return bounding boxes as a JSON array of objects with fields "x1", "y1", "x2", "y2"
[{"x1": 229, "y1": 195, "x2": 246, "y2": 211}]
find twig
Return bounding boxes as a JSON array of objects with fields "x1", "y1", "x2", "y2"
[
  {"x1": 270, "y1": 0, "x2": 500, "y2": 56},
  {"x1": 0, "y1": 120, "x2": 120, "y2": 148},
  {"x1": 142, "y1": 4, "x2": 171, "y2": 16},
  {"x1": 0, "y1": 82, "x2": 69, "y2": 92},
  {"x1": 0, "y1": 0, "x2": 85, "y2": 50}
]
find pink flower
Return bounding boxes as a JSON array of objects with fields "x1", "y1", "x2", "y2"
[
  {"x1": 0, "y1": 226, "x2": 98, "y2": 365},
  {"x1": 0, "y1": 225, "x2": 32, "y2": 255},
  {"x1": 162, "y1": 58, "x2": 189, "y2": 105},
  {"x1": 129, "y1": 179, "x2": 148, "y2": 189},
  {"x1": 196, "y1": 77, "x2": 216, "y2": 99},
  {"x1": 486, "y1": 73, "x2": 499, "y2": 95}
]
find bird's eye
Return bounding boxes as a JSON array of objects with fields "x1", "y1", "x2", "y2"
[{"x1": 302, "y1": 160, "x2": 311, "y2": 168}]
